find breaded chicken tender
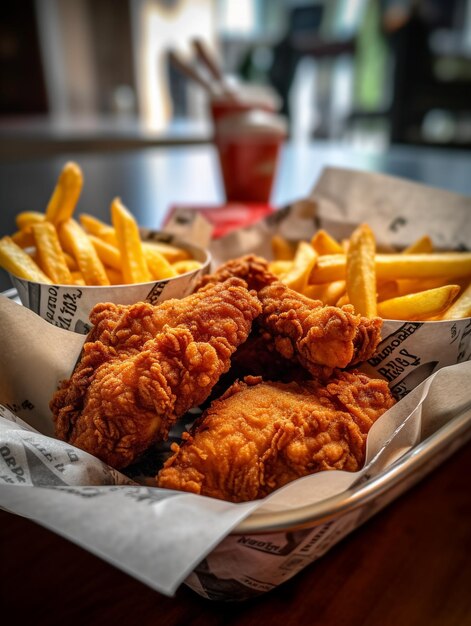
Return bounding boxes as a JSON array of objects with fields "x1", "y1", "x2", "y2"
[
  {"x1": 196, "y1": 257, "x2": 382, "y2": 378},
  {"x1": 156, "y1": 372, "x2": 395, "y2": 502},
  {"x1": 50, "y1": 278, "x2": 261, "y2": 468},
  {"x1": 257, "y1": 282, "x2": 383, "y2": 377}
]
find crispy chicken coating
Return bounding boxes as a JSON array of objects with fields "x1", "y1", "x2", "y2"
[
  {"x1": 50, "y1": 278, "x2": 261, "y2": 468},
  {"x1": 196, "y1": 254, "x2": 277, "y2": 292},
  {"x1": 156, "y1": 372, "x2": 395, "y2": 502},
  {"x1": 196, "y1": 257, "x2": 382, "y2": 377},
  {"x1": 257, "y1": 282, "x2": 383, "y2": 377}
]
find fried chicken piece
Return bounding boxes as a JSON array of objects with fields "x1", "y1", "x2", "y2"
[
  {"x1": 197, "y1": 258, "x2": 381, "y2": 376},
  {"x1": 51, "y1": 279, "x2": 262, "y2": 468},
  {"x1": 257, "y1": 282, "x2": 383, "y2": 377},
  {"x1": 156, "y1": 372, "x2": 395, "y2": 502},
  {"x1": 196, "y1": 254, "x2": 277, "y2": 292},
  {"x1": 86, "y1": 277, "x2": 259, "y2": 354}
]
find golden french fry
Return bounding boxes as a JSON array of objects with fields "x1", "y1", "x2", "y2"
[
  {"x1": 271, "y1": 235, "x2": 296, "y2": 260},
  {"x1": 377, "y1": 277, "x2": 449, "y2": 302},
  {"x1": 309, "y1": 254, "x2": 346, "y2": 283},
  {"x1": 63, "y1": 251, "x2": 78, "y2": 271},
  {"x1": 310, "y1": 253, "x2": 471, "y2": 283},
  {"x1": 111, "y1": 197, "x2": 151, "y2": 284},
  {"x1": 79, "y1": 213, "x2": 118, "y2": 246},
  {"x1": 172, "y1": 260, "x2": 202, "y2": 275},
  {"x1": 302, "y1": 280, "x2": 346, "y2": 305},
  {"x1": 58, "y1": 219, "x2": 110, "y2": 286},
  {"x1": 16, "y1": 211, "x2": 46, "y2": 231},
  {"x1": 403, "y1": 235, "x2": 433, "y2": 254},
  {"x1": 88, "y1": 234, "x2": 121, "y2": 270},
  {"x1": 145, "y1": 246, "x2": 178, "y2": 279},
  {"x1": 376, "y1": 280, "x2": 400, "y2": 302},
  {"x1": 442, "y1": 280, "x2": 471, "y2": 319},
  {"x1": 310, "y1": 229, "x2": 344, "y2": 255},
  {"x1": 320, "y1": 280, "x2": 347, "y2": 306},
  {"x1": 45, "y1": 162, "x2": 83, "y2": 225},
  {"x1": 71, "y1": 271, "x2": 86, "y2": 286},
  {"x1": 81, "y1": 214, "x2": 191, "y2": 264},
  {"x1": 346, "y1": 224, "x2": 377, "y2": 317},
  {"x1": 377, "y1": 285, "x2": 460, "y2": 320},
  {"x1": 336, "y1": 293, "x2": 350, "y2": 307},
  {"x1": 0, "y1": 236, "x2": 52, "y2": 283},
  {"x1": 280, "y1": 241, "x2": 318, "y2": 292},
  {"x1": 32, "y1": 222, "x2": 72, "y2": 284},
  {"x1": 268, "y1": 260, "x2": 293, "y2": 277},
  {"x1": 142, "y1": 241, "x2": 191, "y2": 263},
  {"x1": 11, "y1": 229, "x2": 35, "y2": 248},
  {"x1": 104, "y1": 267, "x2": 125, "y2": 285},
  {"x1": 302, "y1": 284, "x2": 325, "y2": 301}
]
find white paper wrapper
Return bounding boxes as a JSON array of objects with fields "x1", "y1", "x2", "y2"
[{"x1": 1, "y1": 168, "x2": 471, "y2": 600}]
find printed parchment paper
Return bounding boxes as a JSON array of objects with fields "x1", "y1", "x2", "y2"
[{"x1": 2, "y1": 168, "x2": 471, "y2": 600}]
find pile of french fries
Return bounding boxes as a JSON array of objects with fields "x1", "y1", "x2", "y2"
[
  {"x1": 270, "y1": 225, "x2": 471, "y2": 321},
  {"x1": 0, "y1": 162, "x2": 202, "y2": 287}
]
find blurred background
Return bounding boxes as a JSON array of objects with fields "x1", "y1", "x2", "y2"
[{"x1": 2, "y1": 0, "x2": 471, "y2": 158}]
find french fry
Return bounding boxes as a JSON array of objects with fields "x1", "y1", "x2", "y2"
[
  {"x1": 172, "y1": 260, "x2": 203, "y2": 275},
  {"x1": 71, "y1": 271, "x2": 86, "y2": 286},
  {"x1": 336, "y1": 293, "x2": 350, "y2": 307},
  {"x1": 111, "y1": 197, "x2": 151, "y2": 284},
  {"x1": 268, "y1": 260, "x2": 293, "y2": 277},
  {"x1": 346, "y1": 224, "x2": 377, "y2": 317},
  {"x1": 310, "y1": 229, "x2": 344, "y2": 255},
  {"x1": 377, "y1": 277, "x2": 451, "y2": 301},
  {"x1": 58, "y1": 219, "x2": 110, "y2": 286},
  {"x1": 309, "y1": 254, "x2": 346, "y2": 283},
  {"x1": 104, "y1": 267, "x2": 125, "y2": 285},
  {"x1": 145, "y1": 246, "x2": 178, "y2": 279},
  {"x1": 79, "y1": 213, "x2": 118, "y2": 246},
  {"x1": 376, "y1": 280, "x2": 400, "y2": 302},
  {"x1": 88, "y1": 234, "x2": 122, "y2": 270},
  {"x1": 142, "y1": 241, "x2": 191, "y2": 263},
  {"x1": 403, "y1": 235, "x2": 433, "y2": 254},
  {"x1": 45, "y1": 162, "x2": 83, "y2": 225},
  {"x1": 15, "y1": 211, "x2": 46, "y2": 231},
  {"x1": 271, "y1": 235, "x2": 296, "y2": 260},
  {"x1": 376, "y1": 236, "x2": 436, "y2": 300},
  {"x1": 280, "y1": 241, "x2": 318, "y2": 292},
  {"x1": 310, "y1": 253, "x2": 471, "y2": 283},
  {"x1": 377, "y1": 285, "x2": 460, "y2": 320},
  {"x1": 0, "y1": 236, "x2": 51, "y2": 283},
  {"x1": 11, "y1": 229, "x2": 35, "y2": 248},
  {"x1": 302, "y1": 280, "x2": 346, "y2": 305},
  {"x1": 32, "y1": 221, "x2": 72, "y2": 284},
  {"x1": 63, "y1": 251, "x2": 78, "y2": 271},
  {"x1": 320, "y1": 280, "x2": 347, "y2": 306},
  {"x1": 302, "y1": 283, "x2": 326, "y2": 301},
  {"x1": 442, "y1": 280, "x2": 471, "y2": 319}
]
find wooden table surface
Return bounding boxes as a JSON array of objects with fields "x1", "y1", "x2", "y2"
[
  {"x1": 2, "y1": 439, "x2": 470, "y2": 625},
  {"x1": 1, "y1": 141, "x2": 471, "y2": 624}
]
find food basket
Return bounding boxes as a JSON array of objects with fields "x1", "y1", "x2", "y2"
[{"x1": 1, "y1": 167, "x2": 470, "y2": 601}]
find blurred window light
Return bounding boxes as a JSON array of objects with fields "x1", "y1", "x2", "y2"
[
  {"x1": 218, "y1": 0, "x2": 257, "y2": 35},
  {"x1": 131, "y1": 0, "x2": 215, "y2": 129}
]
